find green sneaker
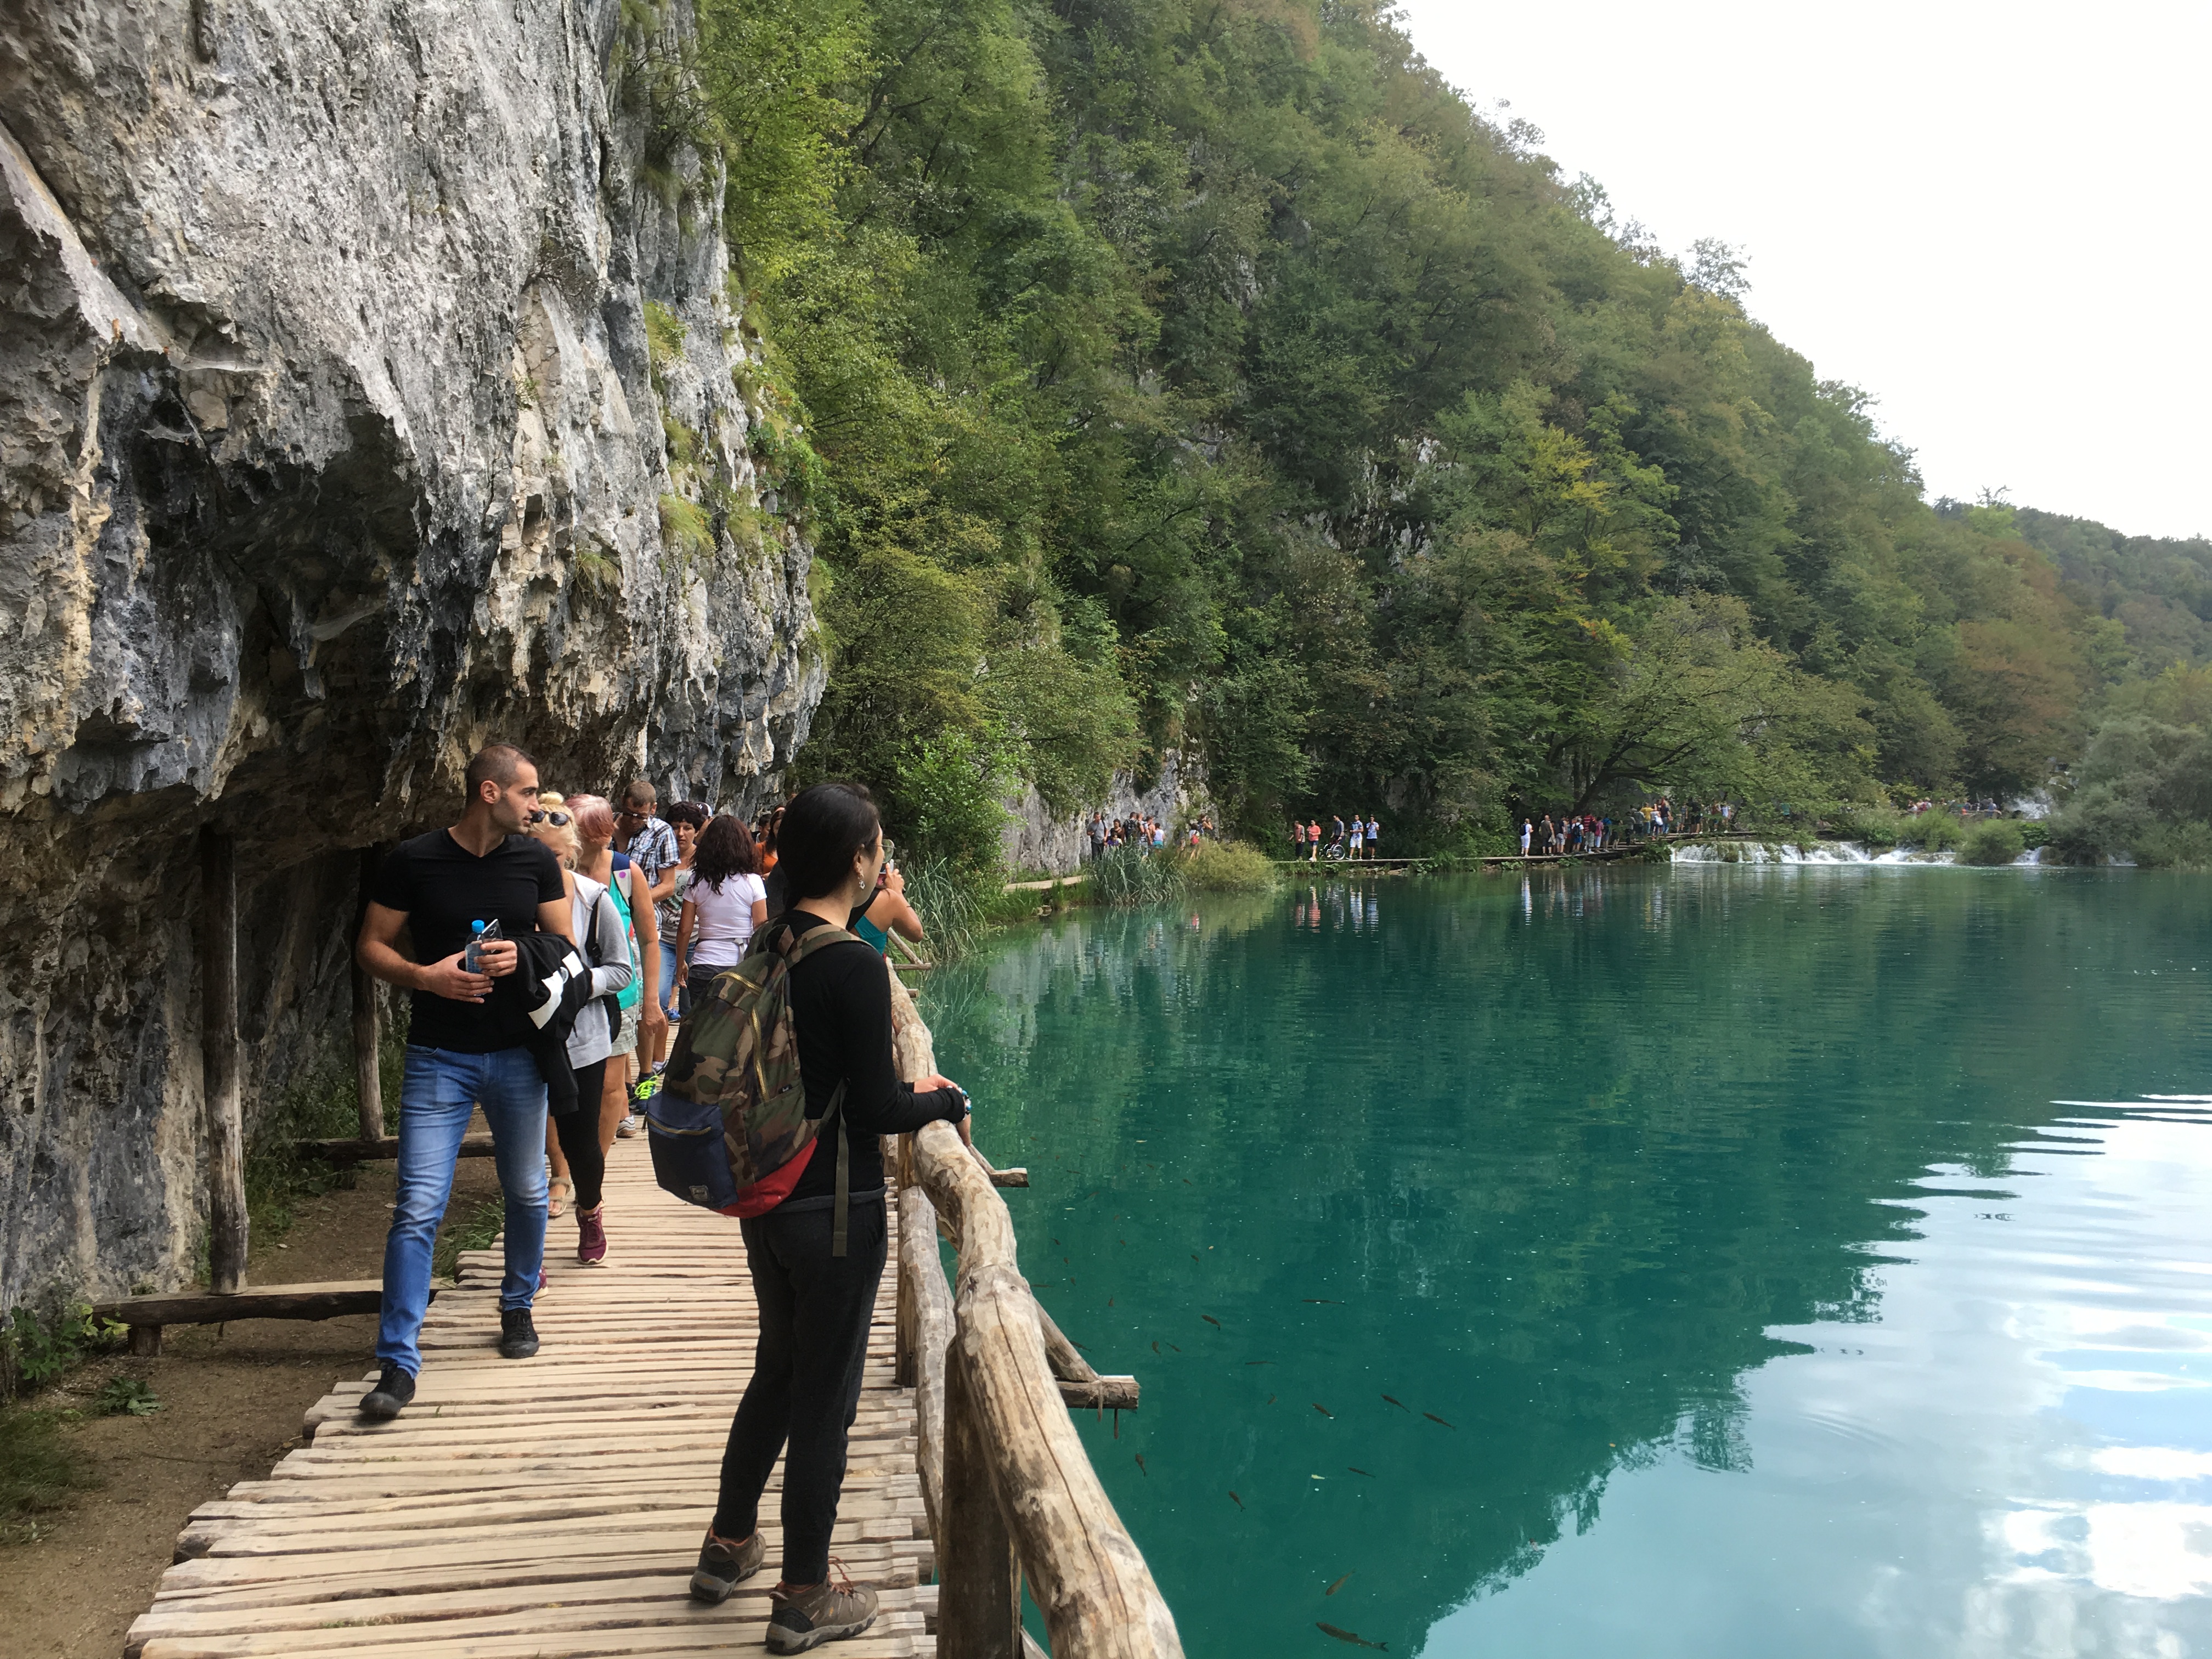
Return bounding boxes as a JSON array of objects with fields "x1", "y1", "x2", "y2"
[
  {"x1": 766, "y1": 1577, "x2": 878, "y2": 1653},
  {"x1": 629, "y1": 1070, "x2": 663, "y2": 1107}
]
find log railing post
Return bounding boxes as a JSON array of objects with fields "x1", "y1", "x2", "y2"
[
  {"x1": 939, "y1": 1341, "x2": 1023, "y2": 1659},
  {"x1": 350, "y1": 845, "x2": 385, "y2": 1141},
  {"x1": 200, "y1": 828, "x2": 247, "y2": 1294}
]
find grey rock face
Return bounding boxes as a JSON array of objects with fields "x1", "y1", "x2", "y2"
[{"x1": 0, "y1": 0, "x2": 821, "y2": 1316}]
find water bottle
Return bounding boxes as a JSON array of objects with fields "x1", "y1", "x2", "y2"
[{"x1": 464, "y1": 918, "x2": 503, "y2": 973}]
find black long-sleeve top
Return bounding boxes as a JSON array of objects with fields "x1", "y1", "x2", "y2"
[{"x1": 776, "y1": 911, "x2": 965, "y2": 1207}]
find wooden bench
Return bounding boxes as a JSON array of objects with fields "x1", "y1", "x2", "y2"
[{"x1": 91, "y1": 1279, "x2": 427, "y2": 1356}]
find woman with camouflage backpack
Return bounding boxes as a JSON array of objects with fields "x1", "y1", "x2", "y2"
[{"x1": 687, "y1": 782, "x2": 971, "y2": 1654}]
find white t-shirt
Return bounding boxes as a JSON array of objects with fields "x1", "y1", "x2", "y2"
[{"x1": 689, "y1": 872, "x2": 766, "y2": 967}]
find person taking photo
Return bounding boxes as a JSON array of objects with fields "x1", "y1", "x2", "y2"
[{"x1": 353, "y1": 744, "x2": 572, "y2": 1419}]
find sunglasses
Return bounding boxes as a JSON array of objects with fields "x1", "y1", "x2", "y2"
[{"x1": 529, "y1": 809, "x2": 573, "y2": 827}]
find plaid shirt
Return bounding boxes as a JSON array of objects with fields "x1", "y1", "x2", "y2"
[{"x1": 620, "y1": 816, "x2": 679, "y2": 930}]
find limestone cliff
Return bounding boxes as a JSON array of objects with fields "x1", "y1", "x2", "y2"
[{"x1": 0, "y1": 0, "x2": 820, "y2": 1315}]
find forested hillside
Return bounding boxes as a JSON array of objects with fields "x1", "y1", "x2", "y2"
[{"x1": 658, "y1": 0, "x2": 2194, "y2": 859}]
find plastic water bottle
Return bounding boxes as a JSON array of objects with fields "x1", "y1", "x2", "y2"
[{"x1": 464, "y1": 918, "x2": 503, "y2": 973}]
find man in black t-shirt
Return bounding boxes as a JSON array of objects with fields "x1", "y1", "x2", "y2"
[{"x1": 353, "y1": 743, "x2": 572, "y2": 1419}]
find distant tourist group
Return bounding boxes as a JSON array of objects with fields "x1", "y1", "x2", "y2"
[
  {"x1": 1291, "y1": 813, "x2": 1384, "y2": 860},
  {"x1": 1518, "y1": 799, "x2": 1734, "y2": 855},
  {"x1": 1085, "y1": 811, "x2": 1217, "y2": 856},
  {"x1": 351, "y1": 745, "x2": 967, "y2": 1651}
]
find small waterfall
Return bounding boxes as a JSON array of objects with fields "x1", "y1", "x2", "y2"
[{"x1": 1668, "y1": 840, "x2": 2046, "y2": 867}]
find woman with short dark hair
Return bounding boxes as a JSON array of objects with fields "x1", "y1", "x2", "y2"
[{"x1": 689, "y1": 783, "x2": 970, "y2": 1654}]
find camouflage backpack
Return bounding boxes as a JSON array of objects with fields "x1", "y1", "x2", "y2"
[{"x1": 645, "y1": 921, "x2": 861, "y2": 1252}]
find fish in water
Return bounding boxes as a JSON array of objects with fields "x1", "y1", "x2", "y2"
[
  {"x1": 1267, "y1": 1395, "x2": 1277, "y2": 1405},
  {"x1": 1347, "y1": 1466, "x2": 1374, "y2": 1477},
  {"x1": 1167, "y1": 1341, "x2": 1182, "y2": 1352},
  {"x1": 1135, "y1": 1453, "x2": 1147, "y2": 1476},
  {"x1": 1229, "y1": 1491, "x2": 1245, "y2": 1510},
  {"x1": 1152, "y1": 1341, "x2": 1160, "y2": 1353},
  {"x1": 1423, "y1": 1413, "x2": 1455, "y2": 1429},
  {"x1": 1108, "y1": 1298, "x2": 1115, "y2": 1307},
  {"x1": 1313, "y1": 1403, "x2": 1334, "y2": 1418},
  {"x1": 1247, "y1": 1359, "x2": 1275, "y2": 1366},
  {"x1": 1203, "y1": 1315, "x2": 1222, "y2": 1328},
  {"x1": 1381, "y1": 1395, "x2": 1409, "y2": 1412},
  {"x1": 1325, "y1": 1572, "x2": 1354, "y2": 1596},
  {"x1": 1317, "y1": 1622, "x2": 1386, "y2": 1650}
]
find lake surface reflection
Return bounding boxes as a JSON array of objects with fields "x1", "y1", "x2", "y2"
[{"x1": 919, "y1": 866, "x2": 2212, "y2": 1658}]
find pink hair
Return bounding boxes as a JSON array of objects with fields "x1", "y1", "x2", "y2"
[{"x1": 565, "y1": 793, "x2": 616, "y2": 845}]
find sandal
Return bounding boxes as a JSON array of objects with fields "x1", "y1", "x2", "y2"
[{"x1": 548, "y1": 1176, "x2": 572, "y2": 1218}]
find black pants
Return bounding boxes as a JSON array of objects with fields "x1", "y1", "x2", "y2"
[
  {"x1": 712, "y1": 1196, "x2": 887, "y2": 1584},
  {"x1": 552, "y1": 1058, "x2": 607, "y2": 1212}
]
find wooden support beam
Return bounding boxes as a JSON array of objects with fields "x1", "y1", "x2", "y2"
[
  {"x1": 939, "y1": 1343, "x2": 1023, "y2": 1659},
  {"x1": 351, "y1": 845, "x2": 385, "y2": 1141},
  {"x1": 900, "y1": 1184, "x2": 955, "y2": 1536},
  {"x1": 92, "y1": 1279, "x2": 405, "y2": 1329},
  {"x1": 914, "y1": 1119, "x2": 1181, "y2": 1657},
  {"x1": 201, "y1": 828, "x2": 247, "y2": 1295},
  {"x1": 297, "y1": 1134, "x2": 495, "y2": 1165}
]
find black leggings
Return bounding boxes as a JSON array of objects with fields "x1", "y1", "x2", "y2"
[
  {"x1": 552, "y1": 1058, "x2": 608, "y2": 1212},
  {"x1": 712, "y1": 1196, "x2": 887, "y2": 1583}
]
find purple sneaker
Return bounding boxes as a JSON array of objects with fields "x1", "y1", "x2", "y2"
[{"x1": 577, "y1": 1205, "x2": 607, "y2": 1265}]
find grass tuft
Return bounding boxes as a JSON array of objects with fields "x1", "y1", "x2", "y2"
[
  {"x1": 0, "y1": 1410, "x2": 99, "y2": 1544},
  {"x1": 1175, "y1": 839, "x2": 1280, "y2": 891}
]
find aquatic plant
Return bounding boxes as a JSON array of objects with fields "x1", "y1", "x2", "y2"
[
  {"x1": 1090, "y1": 847, "x2": 1188, "y2": 908},
  {"x1": 1176, "y1": 839, "x2": 1280, "y2": 892}
]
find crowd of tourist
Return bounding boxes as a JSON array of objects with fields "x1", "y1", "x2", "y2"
[
  {"x1": 1084, "y1": 810, "x2": 1218, "y2": 856},
  {"x1": 1289, "y1": 812, "x2": 1385, "y2": 860},
  {"x1": 352, "y1": 747, "x2": 964, "y2": 1652},
  {"x1": 1517, "y1": 799, "x2": 1735, "y2": 855}
]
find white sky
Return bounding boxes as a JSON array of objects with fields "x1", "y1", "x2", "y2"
[{"x1": 1393, "y1": 1, "x2": 2212, "y2": 541}]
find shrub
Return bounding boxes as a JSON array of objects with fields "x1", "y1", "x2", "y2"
[
  {"x1": 1176, "y1": 839, "x2": 1280, "y2": 891},
  {"x1": 1958, "y1": 820, "x2": 2027, "y2": 866},
  {"x1": 2131, "y1": 821, "x2": 2212, "y2": 869}
]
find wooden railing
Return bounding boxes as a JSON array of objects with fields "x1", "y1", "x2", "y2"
[{"x1": 887, "y1": 971, "x2": 1181, "y2": 1659}]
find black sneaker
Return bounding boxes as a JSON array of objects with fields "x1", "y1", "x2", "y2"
[
  {"x1": 766, "y1": 1577, "x2": 878, "y2": 1653},
  {"x1": 498, "y1": 1308, "x2": 540, "y2": 1359},
  {"x1": 689, "y1": 1527, "x2": 765, "y2": 1604},
  {"x1": 358, "y1": 1364, "x2": 416, "y2": 1419}
]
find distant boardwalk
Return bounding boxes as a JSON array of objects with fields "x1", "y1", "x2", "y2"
[{"x1": 127, "y1": 1142, "x2": 937, "y2": 1659}]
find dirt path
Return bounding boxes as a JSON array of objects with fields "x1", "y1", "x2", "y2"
[{"x1": 0, "y1": 1155, "x2": 510, "y2": 1659}]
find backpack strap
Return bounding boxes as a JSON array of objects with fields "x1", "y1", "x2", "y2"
[{"x1": 773, "y1": 918, "x2": 861, "y2": 1254}]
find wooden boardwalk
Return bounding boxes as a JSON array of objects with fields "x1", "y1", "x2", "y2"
[{"x1": 125, "y1": 1141, "x2": 939, "y2": 1659}]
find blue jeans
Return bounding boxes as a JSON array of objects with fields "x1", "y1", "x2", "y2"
[
  {"x1": 658, "y1": 940, "x2": 681, "y2": 1019},
  {"x1": 376, "y1": 1045, "x2": 549, "y2": 1376}
]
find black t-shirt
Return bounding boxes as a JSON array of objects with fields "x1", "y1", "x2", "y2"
[
  {"x1": 774, "y1": 911, "x2": 966, "y2": 1208},
  {"x1": 373, "y1": 830, "x2": 566, "y2": 1053}
]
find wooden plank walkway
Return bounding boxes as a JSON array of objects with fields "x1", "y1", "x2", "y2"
[{"x1": 126, "y1": 1140, "x2": 938, "y2": 1659}]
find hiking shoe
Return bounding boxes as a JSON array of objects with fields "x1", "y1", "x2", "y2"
[
  {"x1": 577, "y1": 1205, "x2": 607, "y2": 1265},
  {"x1": 358, "y1": 1364, "x2": 416, "y2": 1419},
  {"x1": 689, "y1": 1527, "x2": 765, "y2": 1605},
  {"x1": 616, "y1": 1113, "x2": 642, "y2": 1138},
  {"x1": 498, "y1": 1308, "x2": 540, "y2": 1359},
  {"x1": 766, "y1": 1578, "x2": 878, "y2": 1652}
]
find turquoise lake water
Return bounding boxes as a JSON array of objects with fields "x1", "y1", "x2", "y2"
[{"x1": 918, "y1": 865, "x2": 2212, "y2": 1658}]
